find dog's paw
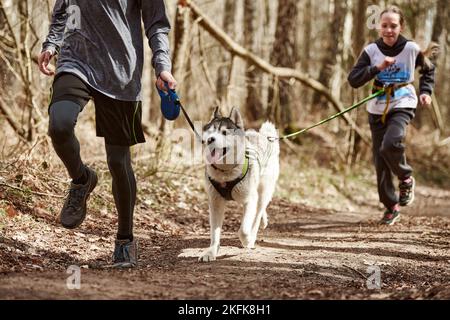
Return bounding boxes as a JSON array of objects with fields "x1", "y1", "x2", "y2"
[
  {"x1": 262, "y1": 217, "x2": 268, "y2": 230},
  {"x1": 261, "y1": 211, "x2": 268, "y2": 229},
  {"x1": 242, "y1": 241, "x2": 256, "y2": 249},
  {"x1": 198, "y1": 249, "x2": 217, "y2": 262},
  {"x1": 238, "y1": 232, "x2": 256, "y2": 249}
]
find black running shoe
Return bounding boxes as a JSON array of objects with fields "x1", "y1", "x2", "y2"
[
  {"x1": 60, "y1": 166, "x2": 98, "y2": 229},
  {"x1": 112, "y1": 239, "x2": 138, "y2": 268}
]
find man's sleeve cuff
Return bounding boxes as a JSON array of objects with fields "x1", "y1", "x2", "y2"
[
  {"x1": 42, "y1": 44, "x2": 57, "y2": 55},
  {"x1": 155, "y1": 65, "x2": 172, "y2": 78}
]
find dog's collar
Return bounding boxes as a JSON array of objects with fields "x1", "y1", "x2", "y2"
[
  {"x1": 241, "y1": 155, "x2": 249, "y2": 177},
  {"x1": 211, "y1": 155, "x2": 248, "y2": 177},
  {"x1": 208, "y1": 155, "x2": 250, "y2": 201},
  {"x1": 211, "y1": 163, "x2": 230, "y2": 173}
]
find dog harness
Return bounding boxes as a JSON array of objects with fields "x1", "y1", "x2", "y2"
[
  {"x1": 208, "y1": 155, "x2": 249, "y2": 201},
  {"x1": 372, "y1": 79, "x2": 412, "y2": 124}
]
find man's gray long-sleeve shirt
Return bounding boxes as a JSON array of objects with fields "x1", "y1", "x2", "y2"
[{"x1": 42, "y1": 0, "x2": 172, "y2": 101}]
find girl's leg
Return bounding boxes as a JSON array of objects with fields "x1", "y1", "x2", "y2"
[
  {"x1": 369, "y1": 114, "x2": 398, "y2": 208},
  {"x1": 379, "y1": 110, "x2": 414, "y2": 181}
]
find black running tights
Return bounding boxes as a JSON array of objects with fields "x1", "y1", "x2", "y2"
[{"x1": 48, "y1": 100, "x2": 135, "y2": 239}]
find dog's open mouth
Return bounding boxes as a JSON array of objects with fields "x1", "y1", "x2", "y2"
[{"x1": 207, "y1": 147, "x2": 229, "y2": 164}]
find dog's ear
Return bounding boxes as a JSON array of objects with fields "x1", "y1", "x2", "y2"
[
  {"x1": 211, "y1": 106, "x2": 221, "y2": 120},
  {"x1": 229, "y1": 107, "x2": 243, "y2": 129}
]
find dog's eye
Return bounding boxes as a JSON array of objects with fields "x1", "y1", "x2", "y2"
[{"x1": 221, "y1": 130, "x2": 227, "y2": 135}]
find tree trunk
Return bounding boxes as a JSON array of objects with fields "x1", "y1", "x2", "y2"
[
  {"x1": 352, "y1": 0, "x2": 367, "y2": 58},
  {"x1": 313, "y1": 0, "x2": 346, "y2": 107},
  {"x1": 259, "y1": 0, "x2": 278, "y2": 118},
  {"x1": 267, "y1": 0, "x2": 297, "y2": 128},
  {"x1": 19, "y1": 0, "x2": 35, "y2": 142},
  {"x1": 172, "y1": 6, "x2": 191, "y2": 81},
  {"x1": 243, "y1": 0, "x2": 263, "y2": 122},
  {"x1": 216, "y1": 0, "x2": 236, "y2": 104},
  {"x1": 300, "y1": 0, "x2": 312, "y2": 108},
  {"x1": 0, "y1": 3, "x2": 8, "y2": 90},
  {"x1": 348, "y1": 0, "x2": 368, "y2": 165},
  {"x1": 431, "y1": 0, "x2": 448, "y2": 124},
  {"x1": 431, "y1": 0, "x2": 447, "y2": 45}
]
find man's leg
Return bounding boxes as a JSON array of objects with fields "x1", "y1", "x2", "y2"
[
  {"x1": 105, "y1": 144, "x2": 136, "y2": 241},
  {"x1": 93, "y1": 92, "x2": 144, "y2": 268},
  {"x1": 47, "y1": 73, "x2": 98, "y2": 229},
  {"x1": 48, "y1": 100, "x2": 98, "y2": 229},
  {"x1": 48, "y1": 100, "x2": 85, "y2": 180},
  {"x1": 105, "y1": 144, "x2": 138, "y2": 268}
]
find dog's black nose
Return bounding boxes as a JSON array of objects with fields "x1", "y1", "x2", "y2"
[{"x1": 207, "y1": 137, "x2": 215, "y2": 145}]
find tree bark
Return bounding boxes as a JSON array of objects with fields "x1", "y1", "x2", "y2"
[
  {"x1": 349, "y1": 0, "x2": 368, "y2": 165},
  {"x1": 243, "y1": 0, "x2": 263, "y2": 122},
  {"x1": 216, "y1": 0, "x2": 236, "y2": 103},
  {"x1": 267, "y1": 0, "x2": 297, "y2": 128},
  {"x1": 313, "y1": 0, "x2": 346, "y2": 107},
  {"x1": 352, "y1": 0, "x2": 367, "y2": 58},
  {"x1": 300, "y1": 0, "x2": 312, "y2": 108},
  {"x1": 0, "y1": 2, "x2": 9, "y2": 89},
  {"x1": 172, "y1": 5, "x2": 192, "y2": 81},
  {"x1": 431, "y1": 0, "x2": 446, "y2": 42}
]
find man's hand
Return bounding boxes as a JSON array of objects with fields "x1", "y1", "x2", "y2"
[
  {"x1": 38, "y1": 50, "x2": 55, "y2": 76},
  {"x1": 156, "y1": 70, "x2": 177, "y2": 91},
  {"x1": 376, "y1": 57, "x2": 396, "y2": 71},
  {"x1": 419, "y1": 94, "x2": 432, "y2": 107}
]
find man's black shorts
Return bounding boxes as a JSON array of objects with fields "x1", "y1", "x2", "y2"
[{"x1": 49, "y1": 72, "x2": 145, "y2": 146}]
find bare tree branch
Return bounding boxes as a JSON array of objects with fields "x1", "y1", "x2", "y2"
[
  {"x1": 197, "y1": 27, "x2": 216, "y2": 93},
  {"x1": 182, "y1": 0, "x2": 369, "y2": 144}
]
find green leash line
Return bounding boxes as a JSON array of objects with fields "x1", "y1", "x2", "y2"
[{"x1": 268, "y1": 89, "x2": 386, "y2": 142}]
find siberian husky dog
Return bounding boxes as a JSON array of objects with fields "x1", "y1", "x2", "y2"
[{"x1": 199, "y1": 107, "x2": 280, "y2": 262}]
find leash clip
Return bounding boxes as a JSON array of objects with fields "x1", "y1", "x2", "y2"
[{"x1": 382, "y1": 83, "x2": 396, "y2": 97}]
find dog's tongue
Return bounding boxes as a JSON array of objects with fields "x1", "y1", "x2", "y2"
[{"x1": 207, "y1": 148, "x2": 221, "y2": 164}]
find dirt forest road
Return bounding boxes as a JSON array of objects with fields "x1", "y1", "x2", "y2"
[{"x1": 0, "y1": 182, "x2": 449, "y2": 300}]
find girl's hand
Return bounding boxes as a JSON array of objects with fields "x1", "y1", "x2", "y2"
[
  {"x1": 376, "y1": 57, "x2": 396, "y2": 71},
  {"x1": 156, "y1": 71, "x2": 177, "y2": 91},
  {"x1": 419, "y1": 94, "x2": 432, "y2": 107}
]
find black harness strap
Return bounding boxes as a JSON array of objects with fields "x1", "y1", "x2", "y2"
[{"x1": 208, "y1": 158, "x2": 250, "y2": 201}]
